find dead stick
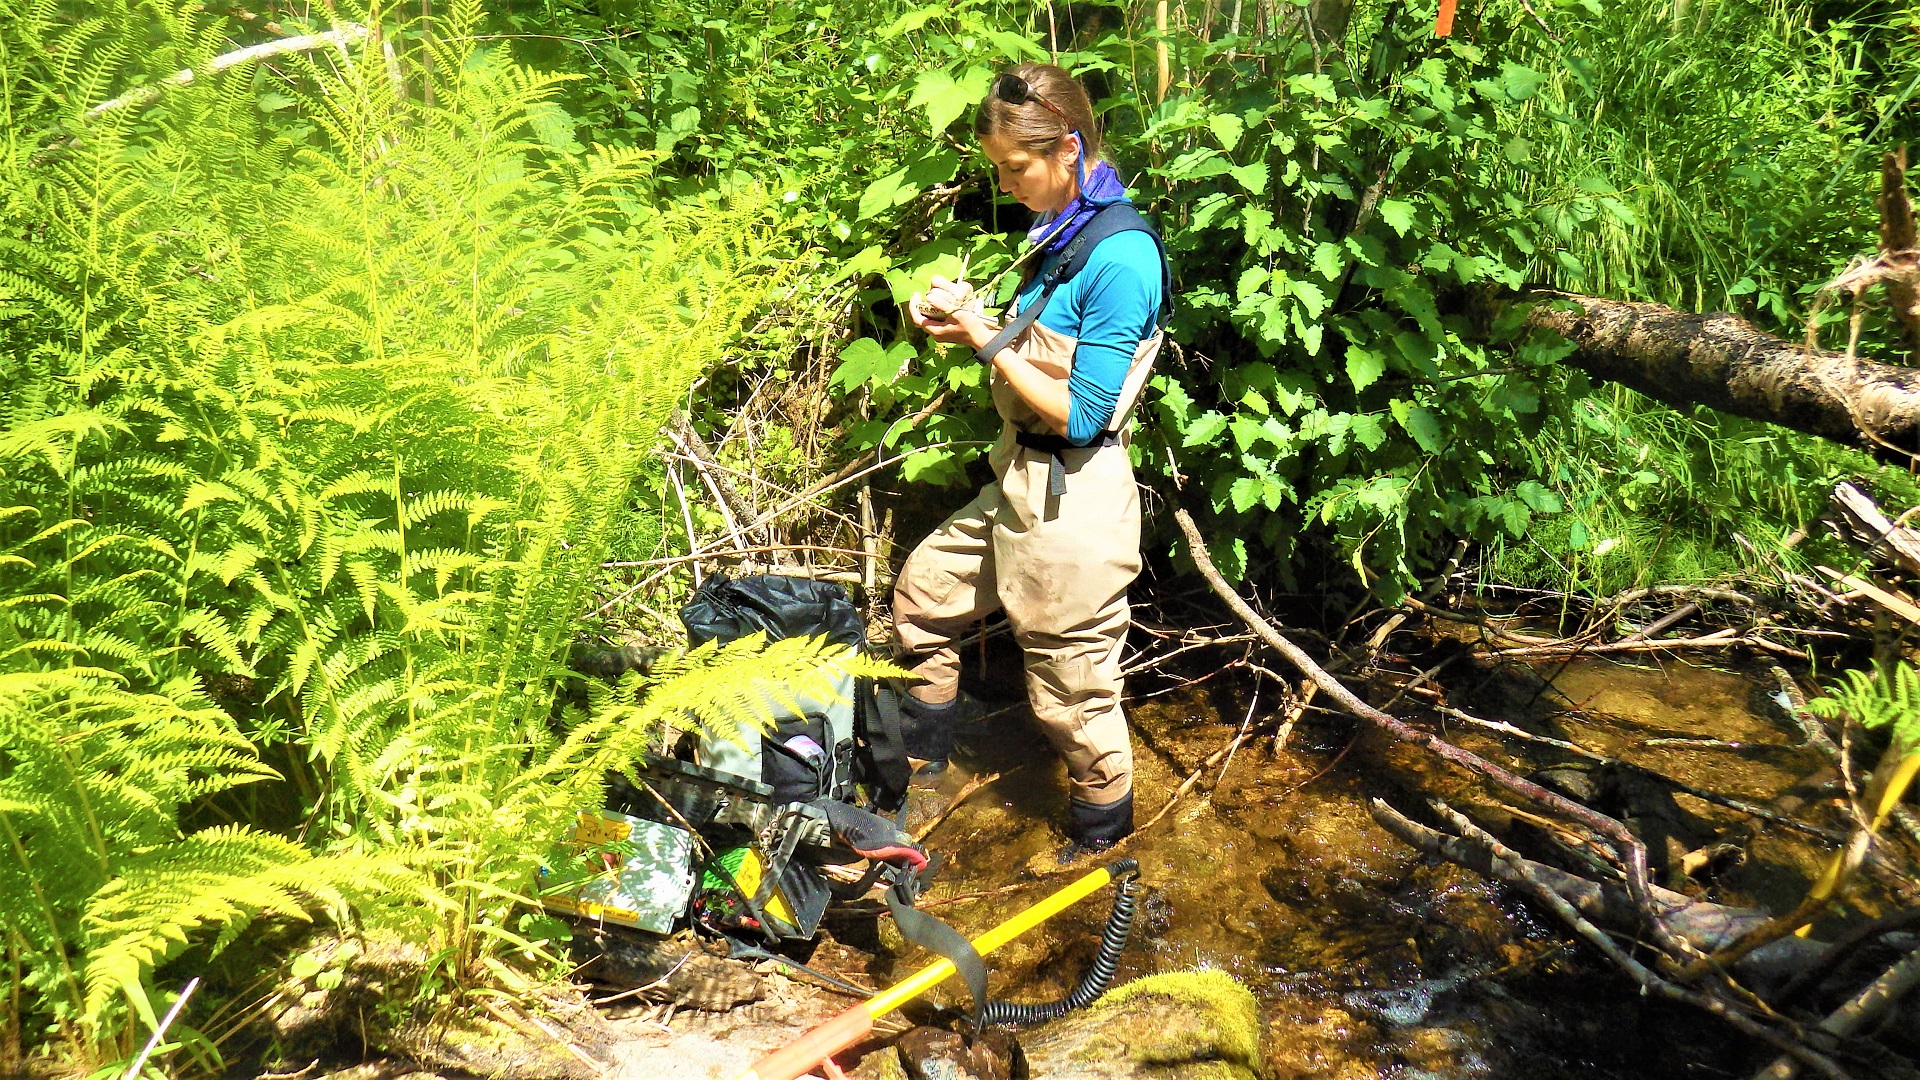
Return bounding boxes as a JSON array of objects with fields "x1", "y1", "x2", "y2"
[
  {"x1": 1374, "y1": 800, "x2": 1852, "y2": 1080},
  {"x1": 1750, "y1": 941, "x2": 1920, "y2": 1080},
  {"x1": 913, "y1": 771, "x2": 1003, "y2": 843},
  {"x1": 1615, "y1": 601, "x2": 1702, "y2": 645}
]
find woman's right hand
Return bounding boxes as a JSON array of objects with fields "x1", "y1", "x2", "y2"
[{"x1": 911, "y1": 275, "x2": 979, "y2": 322}]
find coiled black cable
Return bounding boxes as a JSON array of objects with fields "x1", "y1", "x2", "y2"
[{"x1": 979, "y1": 858, "x2": 1142, "y2": 1027}]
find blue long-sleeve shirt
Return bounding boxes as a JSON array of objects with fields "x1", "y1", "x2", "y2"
[{"x1": 1015, "y1": 229, "x2": 1165, "y2": 445}]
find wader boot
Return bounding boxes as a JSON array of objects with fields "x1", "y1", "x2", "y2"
[
  {"x1": 899, "y1": 690, "x2": 984, "y2": 788},
  {"x1": 1056, "y1": 791, "x2": 1133, "y2": 864}
]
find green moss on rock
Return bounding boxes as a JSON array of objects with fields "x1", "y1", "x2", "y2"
[{"x1": 1021, "y1": 968, "x2": 1263, "y2": 1079}]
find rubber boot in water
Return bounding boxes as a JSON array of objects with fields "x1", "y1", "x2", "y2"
[
  {"x1": 899, "y1": 691, "x2": 980, "y2": 788},
  {"x1": 1055, "y1": 792, "x2": 1134, "y2": 866}
]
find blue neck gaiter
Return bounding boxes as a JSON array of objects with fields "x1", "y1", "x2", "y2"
[{"x1": 1026, "y1": 149, "x2": 1129, "y2": 257}]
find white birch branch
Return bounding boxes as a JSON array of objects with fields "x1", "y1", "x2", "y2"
[{"x1": 88, "y1": 24, "x2": 372, "y2": 119}]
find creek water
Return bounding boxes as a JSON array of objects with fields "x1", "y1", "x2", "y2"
[{"x1": 888, "y1": 644, "x2": 1851, "y2": 1077}]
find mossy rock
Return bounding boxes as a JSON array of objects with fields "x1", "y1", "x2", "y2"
[{"x1": 1018, "y1": 970, "x2": 1262, "y2": 1080}]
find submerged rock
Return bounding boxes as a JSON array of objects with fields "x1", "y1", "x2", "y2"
[
  {"x1": 890, "y1": 1026, "x2": 1025, "y2": 1080},
  {"x1": 1019, "y1": 970, "x2": 1262, "y2": 1079}
]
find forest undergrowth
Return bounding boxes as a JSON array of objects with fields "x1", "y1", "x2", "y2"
[{"x1": 3, "y1": 0, "x2": 1920, "y2": 1076}]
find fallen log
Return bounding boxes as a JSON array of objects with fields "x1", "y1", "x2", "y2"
[
  {"x1": 1828, "y1": 481, "x2": 1920, "y2": 578},
  {"x1": 1489, "y1": 289, "x2": 1920, "y2": 467}
]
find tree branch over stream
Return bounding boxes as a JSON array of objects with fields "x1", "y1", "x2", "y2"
[{"x1": 1171, "y1": 507, "x2": 1686, "y2": 956}]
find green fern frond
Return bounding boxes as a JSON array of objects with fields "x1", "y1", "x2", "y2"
[{"x1": 1810, "y1": 662, "x2": 1920, "y2": 752}]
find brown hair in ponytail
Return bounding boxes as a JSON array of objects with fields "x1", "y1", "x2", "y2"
[{"x1": 973, "y1": 63, "x2": 1101, "y2": 161}]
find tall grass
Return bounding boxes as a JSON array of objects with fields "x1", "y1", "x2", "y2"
[{"x1": 1478, "y1": 0, "x2": 1920, "y2": 594}]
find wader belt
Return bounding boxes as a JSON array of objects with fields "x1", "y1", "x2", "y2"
[{"x1": 1015, "y1": 429, "x2": 1120, "y2": 499}]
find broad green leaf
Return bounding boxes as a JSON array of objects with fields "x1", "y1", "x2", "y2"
[
  {"x1": 1230, "y1": 415, "x2": 1268, "y2": 452},
  {"x1": 1376, "y1": 199, "x2": 1416, "y2": 237},
  {"x1": 880, "y1": 5, "x2": 944, "y2": 38},
  {"x1": 1182, "y1": 411, "x2": 1230, "y2": 447},
  {"x1": 1163, "y1": 148, "x2": 1233, "y2": 181},
  {"x1": 655, "y1": 106, "x2": 701, "y2": 153},
  {"x1": 901, "y1": 451, "x2": 963, "y2": 486},
  {"x1": 1230, "y1": 476, "x2": 1264, "y2": 514},
  {"x1": 830, "y1": 245, "x2": 891, "y2": 285},
  {"x1": 1500, "y1": 499, "x2": 1531, "y2": 537},
  {"x1": 1228, "y1": 161, "x2": 1269, "y2": 195},
  {"x1": 1514, "y1": 481, "x2": 1562, "y2": 514},
  {"x1": 1291, "y1": 279, "x2": 1329, "y2": 320},
  {"x1": 1499, "y1": 62, "x2": 1547, "y2": 101},
  {"x1": 982, "y1": 30, "x2": 1048, "y2": 61},
  {"x1": 909, "y1": 70, "x2": 981, "y2": 134},
  {"x1": 1350, "y1": 414, "x2": 1387, "y2": 451},
  {"x1": 1241, "y1": 205, "x2": 1276, "y2": 250},
  {"x1": 1213, "y1": 536, "x2": 1249, "y2": 581},
  {"x1": 856, "y1": 167, "x2": 918, "y2": 222},
  {"x1": 1346, "y1": 348, "x2": 1386, "y2": 393},
  {"x1": 1311, "y1": 242, "x2": 1346, "y2": 281},
  {"x1": 1397, "y1": 403, "x2": 1445, "y2": 452},
  {"x1": 1191, "y1": 192, "x2": 1238, "y2": 231},
  {"x1": 1236, "y1": 267, "x2": 1270, "y2": 301},
  {"x1": 1208, "y1": 112, "x2": 1245, "y2": 150},
  {"x1": 828, "y1": 338, "x2": 915, "y2": 392},
  {"x1": 1286, "y1": 73, "x2": 1338, "y2": 102}
]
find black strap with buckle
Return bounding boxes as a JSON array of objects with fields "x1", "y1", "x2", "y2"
[{"x1": 1015, "y1": 429, "x2": 1120, "y2": 501}]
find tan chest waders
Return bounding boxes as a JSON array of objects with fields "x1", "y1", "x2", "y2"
[{"x1": 892, "y1": 203, "x2": 1172, "y2": 812}]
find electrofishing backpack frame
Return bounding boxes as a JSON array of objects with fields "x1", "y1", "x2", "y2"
[
  {"x1": 545, "y1": 573, "x2": 928, "y2": 945},
  {"x1": 676, "y1": 572, "x2": 912, "y2": 820},
  {"x1": 550, "y1": 578, "x2": 1141, "y2": 1029}
]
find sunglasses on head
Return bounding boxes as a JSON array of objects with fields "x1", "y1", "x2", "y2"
[{"x1": 993, "y1": 72, "x2": 1074, "y2": 127}]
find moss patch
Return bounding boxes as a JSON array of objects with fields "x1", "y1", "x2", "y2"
[{"x1": 1095, "y1": 970, "x2": 1262, "y2": 1066}]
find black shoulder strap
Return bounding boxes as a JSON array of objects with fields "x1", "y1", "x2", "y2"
[
  {"x1": 857, "y1": 678, "x2": 911, "y2": 816},
  {"x1": 884, "y1": 859, "x2": 988, "y2": 1028},
  {"x1": 973, "y1": 202, "x2": 1173, "y2": 364},
  {"x1": 1057, "y1": 203, "x2": 1173, "y2": 330}
]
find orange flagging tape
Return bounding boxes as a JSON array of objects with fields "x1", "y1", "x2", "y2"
[{"x1": 1435, "y1": 0, "x2": 1457, "y2": 35}]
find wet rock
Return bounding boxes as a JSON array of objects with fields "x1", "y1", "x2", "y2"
[
  {"x1": 1394, "y1": 1024, "x2": 1490, "y2": 1076},
  {"x1": 1531, "y1": 765, "x2": 1599, "y2": 804},
  {"x1": 851, "y1": 1046, "x2": 913, "y2": 1080},
  {"x1": 264, "y1": 933, "x2": 617, "y2": 1080},
  {"x1": 1263, "y1": 996, "x2": 1387, "y2": 1080},
  {"x1": 894, "y1": 1026, "x2": 1025, "y2": 1080},
  {"x1": 1020, "y1": 970, "x2": 1261, "y2": 1079}
]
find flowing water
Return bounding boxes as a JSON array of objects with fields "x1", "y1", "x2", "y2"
[{"x1": 880, "y1": 644, "x2": 1854, "y2": 1077}]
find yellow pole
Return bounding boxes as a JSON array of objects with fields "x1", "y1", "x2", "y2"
[
  {"x1": 866, "y1": 863, "x2": 1118, "y2": 1016},
  {"x1": 734, "y1": 863, "x2": 1124, "y2": 1080}
]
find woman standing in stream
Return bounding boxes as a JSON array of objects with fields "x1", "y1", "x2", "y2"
[{"x1": 892, "y1": 62, "x2": 1171, "y2": 865}]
